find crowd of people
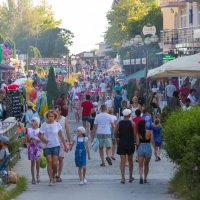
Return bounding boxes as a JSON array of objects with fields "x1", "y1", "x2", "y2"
[
  {"x1": 1, "y1": 69, "x2": 199, "y2": 186},
  {"x1": 19, "y1": 72, "x2": 165, "y2": 186}
]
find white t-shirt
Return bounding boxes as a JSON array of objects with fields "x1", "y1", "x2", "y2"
[
  {"x1": 40, "y1": 122, "x2": 62, "y2": 148},
  {"x1": 110, "y1": 114, "x2": 117, "y2": 127},
  {"x1": 71, "y1": 87, "x2": 81, "y2": 100},
  {"x1": 100, "y1": 83, "x2": 107, "y2": 92},
  {"x1": 73, "y1": 136, "x2": 88, "y2": 143},
  {"x1": 105, "y1": 99, "x2": 113, "y2": 108},
  {"x1": 27, "y1": 128, "x2": 40, "y2": 140},
  {"x1": 187, "y1": 94, "x2": 197, "y2": 106},
  {"x1": 94, "y1": 112, "x2": 113, "y2": 135}
]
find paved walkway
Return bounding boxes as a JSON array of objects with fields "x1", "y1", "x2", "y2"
[{"x1": 14, "y1": 111, "x2": 176, "y2": 200}]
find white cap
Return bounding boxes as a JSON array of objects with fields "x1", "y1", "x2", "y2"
[
  {"x1": 77, "y1": 126, "x2": 86, "y2": 134},
  {"x1": 31, "y1": 117, "x2": 40, "y2": 126},
  {"x1": 93, "y1": 102, "x2": 98, "y2": 107},
  {"x1": 122, "y1": 109, "x2": 132, "y2": 117},
  {"x1": 75, "y1": 96, "x2": 79, "y2": 100}
]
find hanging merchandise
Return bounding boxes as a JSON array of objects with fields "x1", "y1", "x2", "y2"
[{"x1": 0, "y1": 45, "x2": 2, "y2": 63}]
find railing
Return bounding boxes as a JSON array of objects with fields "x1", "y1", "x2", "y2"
[
  {"x1": 160, "y1": 26, "x2": 200, "y2": 48},
  {"x1": 159, "y1": 0, "x2": 186, "y2": 7},
  {"x1": 0, "y1": 118, "x2": 18, "y2": 137}
]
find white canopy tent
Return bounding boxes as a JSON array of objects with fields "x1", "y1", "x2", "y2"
[{"x1": 147, "y1": 53, "x2": 200, "y2": 78}]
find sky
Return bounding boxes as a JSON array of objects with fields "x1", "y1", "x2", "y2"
[{"x1": 0, "y1": 0, "x2": 113, "y2": 54}]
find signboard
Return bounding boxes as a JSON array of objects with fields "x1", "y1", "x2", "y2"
[
  {"x1": 6, "y1": 90, "x2": 21, "y2": 118},
  {"x1": 136, "y1": 58, "x2": 141, "y2": 65},
  {"x1": 143, "y1": 26, "x2": 156, "y2": 35},
  {"x1": 83, "y1": 53, "x2": 94, "y2": 58},
  {"x1": 142, "y1": 58, "x2": 146, "y2": 64},
  {"x1": 194, "y1": 29, "x2": 200, "y2": 39},
  {"x1": 131, "y1": 59, "x2": 135, "y2": 65},
  {"x1": 29, "y1": 58, "x2": 66, "y2": 66},
  {"x1": 123, "y1": 60, "x2": 130, "y2": 65},
  {"x1": 163, "y1": 55, "x2": 175, "y2": 61}
]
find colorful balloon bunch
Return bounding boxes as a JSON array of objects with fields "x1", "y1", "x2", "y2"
[{"x1": 0, "y1": 42, "x2": 13, "y2": 62}]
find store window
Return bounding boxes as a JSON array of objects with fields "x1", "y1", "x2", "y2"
[{"x1": 180, "y1": 9, "x2": 186, "y2": 28}]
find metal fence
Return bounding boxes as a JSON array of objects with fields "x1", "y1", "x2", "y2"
[{"x1": 160, "y1": 26, "x2": 200, "y2": 48}]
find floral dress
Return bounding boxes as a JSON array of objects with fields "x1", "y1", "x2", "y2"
[{"x1": 27, "y1": 128, "x2": 41, "y2": 160}]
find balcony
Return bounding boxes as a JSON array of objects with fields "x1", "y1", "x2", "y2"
[
  {"x1": 159, "y1": 0, "x2": 186, "y2": 7},
  {"x1": 160, "y1": 26, "x2": 200, "y2": 49}
]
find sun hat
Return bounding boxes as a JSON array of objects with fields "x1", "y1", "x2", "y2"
[
  {"x1": 31, "y1": 117, "x2": 40, "y2": 126},
  {"x1": 77, "y1": 126, "x2": 86, "y2": 134},
  {"x1": 123, "y1": 109, "x2": 132, "y2": 117},
  {"x1": 0, "y1": 135, "x2": 9, "y2": 144}
]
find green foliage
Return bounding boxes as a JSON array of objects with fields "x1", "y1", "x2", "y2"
[
  {"x1": 163, "y1": 107, "x2": 200, "y2": 164},
  {"x1": 46, "y1": 67, "x2": 58, "y2": 108},
  {"x1": 0, "y1": 0, "x2": 73, "y2": 56},
  {"x1": 127, "y1": 79, "x2": 137, "y2": 100},
  {"x1": 163, "y1": 106, "x2": 200, "y2": 199},
  {"x1": 59, "y1": 82, "x2": 70, "y2": 96},
  {"x1": 28, "y1": 46, "x2": 41, "y2": 58},
  {"x1": 105, "y1": 0, "x2": 162, "y2": 51},
  {"x1": 127, "y1": 3, "x2": 163, "y2": 37},
  {"x1": 8, "y1": 136, "x2": 20, "y2": 157},
  {"x1": 0, "y1": 177, "x2": 27, "y2": 200}
]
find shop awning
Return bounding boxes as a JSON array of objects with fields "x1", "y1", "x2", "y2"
[{"x1": 126, "y1": 69, "x2": 146, "y2": 82}]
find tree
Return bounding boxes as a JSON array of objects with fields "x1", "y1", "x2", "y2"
[
  {"x1": 0, "y1": 0, "x2": 73, "y2": 56},
  {"x1": 46, "y1": 67, "x2": 58, "y2": 108},
  {"x1": 105, "y1": 0, "x2": 162, "y2": 51}
]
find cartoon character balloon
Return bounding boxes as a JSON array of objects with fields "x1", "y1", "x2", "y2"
[{"x1": 25, "y1": 80, "x2": 37, "y2": 107}]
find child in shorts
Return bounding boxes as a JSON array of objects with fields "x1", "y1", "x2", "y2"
[
  {"x1": 70, "y1": 127, "x2": 91, "y2": 185},
  {"x1": 152, "y1": 119, "x2": 163, "y2": 161}
]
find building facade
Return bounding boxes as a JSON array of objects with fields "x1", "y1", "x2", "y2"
[{"x1": 160, "y1": 0, "x2": 200, "y2": 54}]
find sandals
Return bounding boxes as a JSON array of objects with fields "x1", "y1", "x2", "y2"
[
  {"x1": 144, "y1": 179, "x2": 148, "y2": 184},
  {"x1": 100, "y1": 163, "x2": 106, "y2": 167},
  {"x1": 32, "y1": 179, "x2": 36, "y2": 184},
  {"x1": 120, "y1": 179, "x2": 125, "y2": 184},
  {"x1": 105, "y1": 156, "x2": 112, "y2": 166},
  {"x1": 37, "y1": 176, "x2": 40, "y2": 183},
  {"x1": 140, "y1": 177, "x2": 144, "y2": 184},
  {"x1": 129, "y1": 177, "x2": 135, "y2": 183},
  {"x1": 56, "y1": 176, "x2": 62, "y2": 182}
]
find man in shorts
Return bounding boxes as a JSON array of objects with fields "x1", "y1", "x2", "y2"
[{"x1": 91, "y1": 104, "x2": 115, "y2": 167}]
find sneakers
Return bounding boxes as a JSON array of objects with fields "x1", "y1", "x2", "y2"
[
  {"x1": 79, "y1": 178, "x2": 87, "y2": 185},
  {"x1": 83, "y1": 178, "x2": 87, "y2": 184}
]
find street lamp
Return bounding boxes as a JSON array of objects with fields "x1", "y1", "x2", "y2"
[{"x1": 124, "y1": 34, "x2": 159, "y2": 106}]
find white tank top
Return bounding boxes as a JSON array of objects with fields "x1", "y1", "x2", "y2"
[
  {"x1": 131, "y1": 107, "x2": 140, "y2": 119},
  {"x1": 57, "y1": 116, "x2": 66, "y2": 140}
]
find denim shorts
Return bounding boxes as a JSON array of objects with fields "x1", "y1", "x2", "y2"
[
  {"x1": 138, "y1": 143, "x2": 152, "y2": 158},
  {"x1": 82, "y1": 116, "x2": 92, "y2": 122},
  {"x1": 43, "y1": 146, "x2": 60, "y2": 157}
]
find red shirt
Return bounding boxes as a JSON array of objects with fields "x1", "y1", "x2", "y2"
[
  {"x1": 132, "y1": 116, "x2": 144, "y2": 131},
  {"x1": 81, "y1": 100, "x2": 93, "y2": 117}
]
